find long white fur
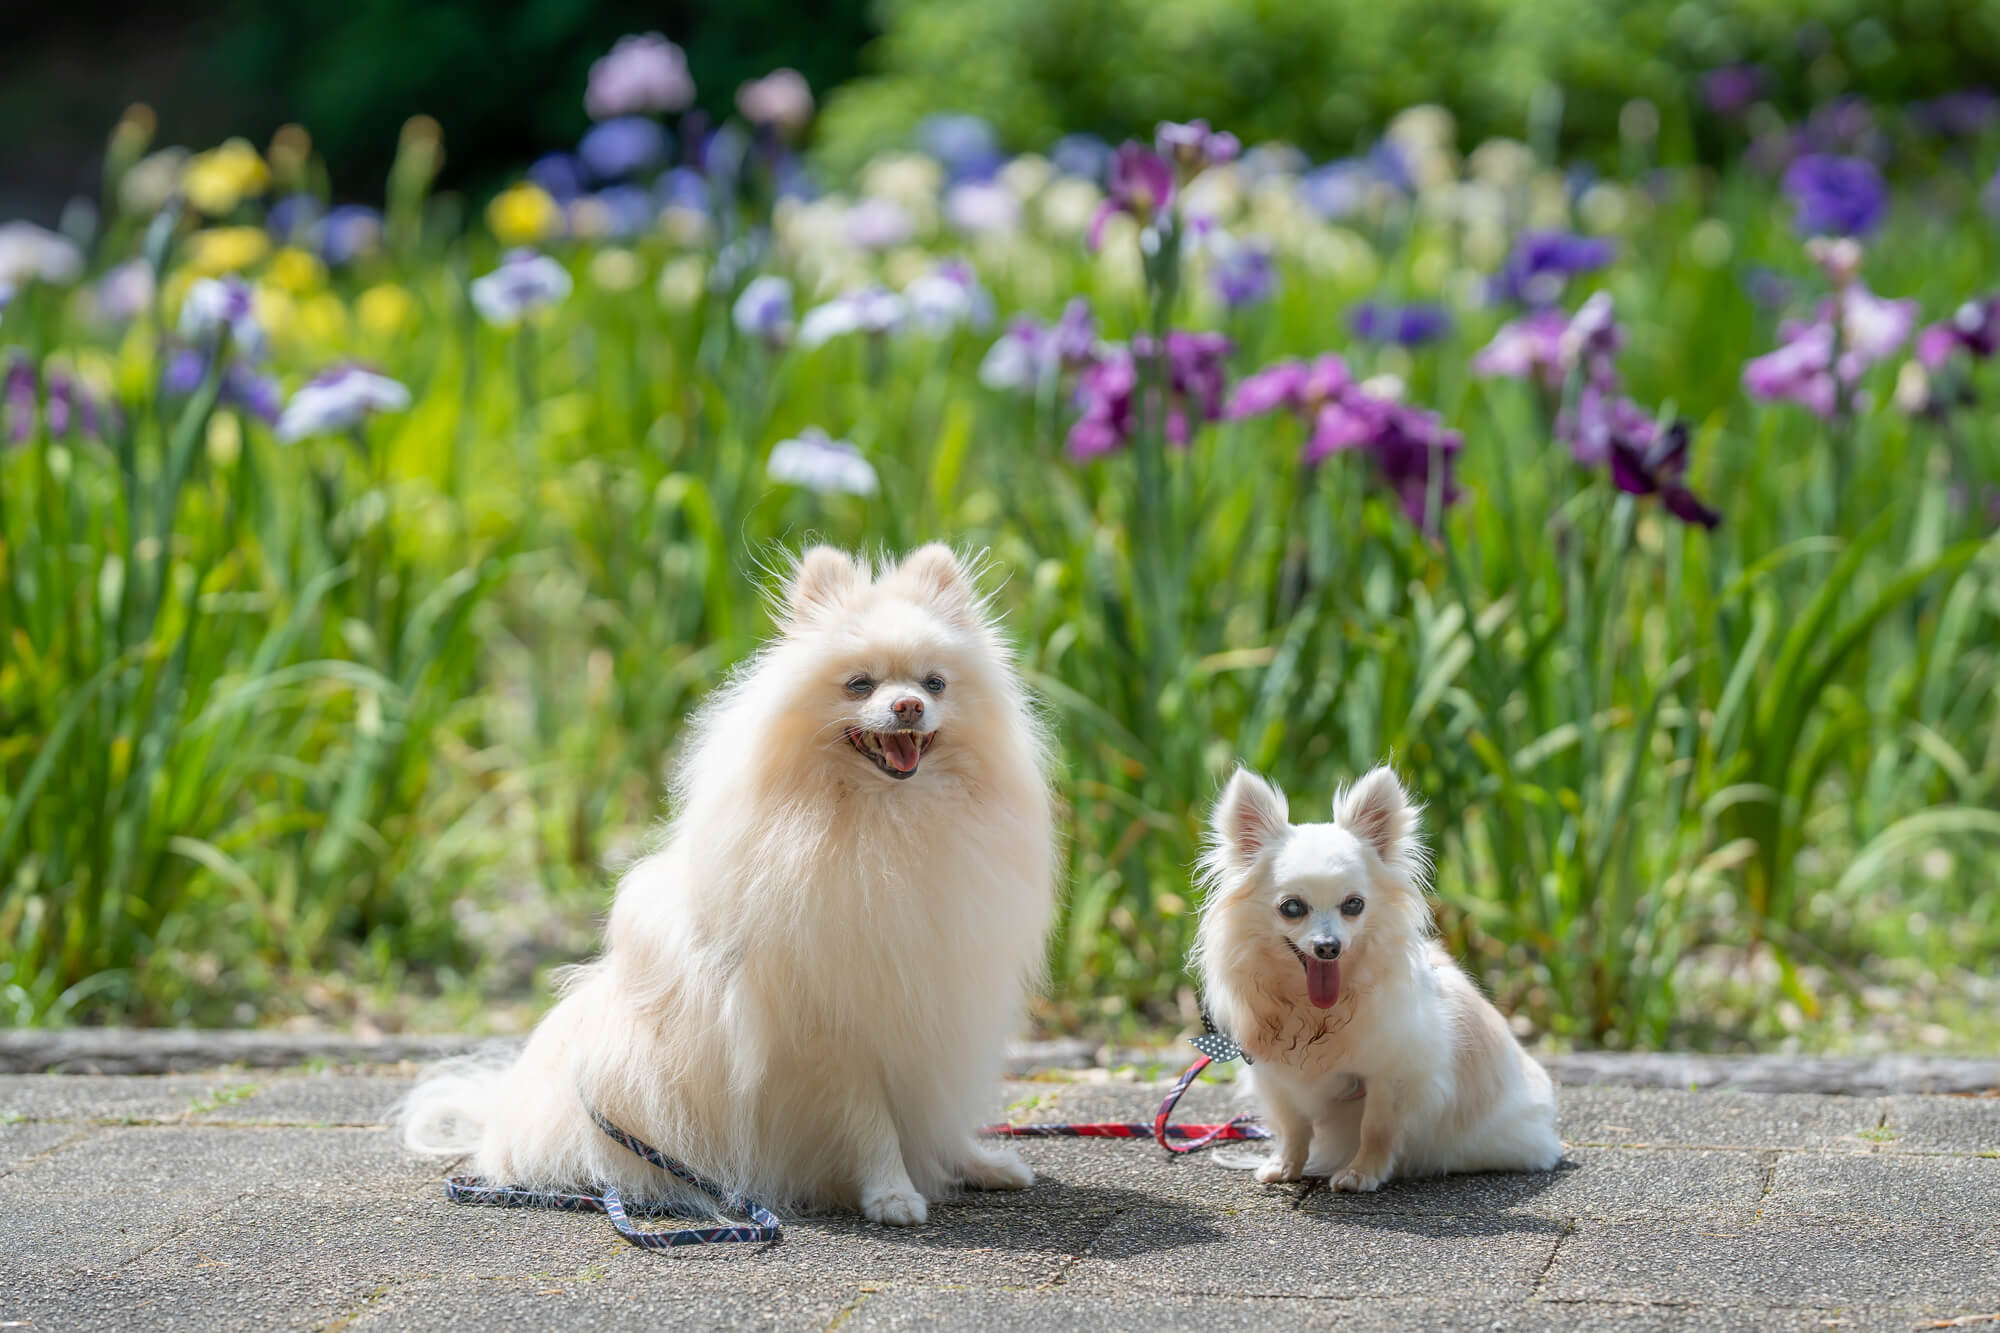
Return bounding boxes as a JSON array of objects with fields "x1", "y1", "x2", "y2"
[
  {"x1": 1191, "y1": 766, "x2": 1561, "y2": 1191},
  {"x1": 395, "y1": 544, "x2": 1057, "y2": 1227}
]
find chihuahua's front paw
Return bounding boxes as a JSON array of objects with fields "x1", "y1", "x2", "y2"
[
  {"x1": 959, "y1": 1144, "x2": 1034, "y2": 1192},
  {"x1": 861, "y1": 1185, "x2": 929, "y2": 1226},
  {"x1": 1331, "y1": 1166, "x2": 1384, "y2": 1193},
  {"x1": 1255, "y1": 1157, "x2": 1304, "y2": 1184}
]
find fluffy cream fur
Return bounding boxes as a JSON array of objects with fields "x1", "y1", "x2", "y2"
[
  {"x1": 1192, "y1": 766, "x2": 1561, "y2": 1191},
  {"x1": 396, "y1": 544, "x2": 1057, "y2": 1227}
]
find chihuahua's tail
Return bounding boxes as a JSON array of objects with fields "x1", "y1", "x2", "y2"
[{"x1": 392, "y1": 1052, "x2": 511, "y2": 1155}]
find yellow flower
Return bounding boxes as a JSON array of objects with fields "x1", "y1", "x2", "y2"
[
  {"x1": 185, "y1": 226, "x2": 270, "y2": 276},
  {"x1": 357, "y1": 283, "x2": 417, "y2": 337},
  {"x1": 255, "y1": 287, "x2": 298, "y2": 347},
  {"x1": 267, "y1": 246, "x2": 325, "y2": 293},
  {"x1": 297, "y1": 293, "x2": 349, "y2": 346},
  {"x1": 486, "y1": 182, "x2": 562, "y2": 246},
  {"x1": 182, "y1": 138, "x2": 270, "y2": 216}
]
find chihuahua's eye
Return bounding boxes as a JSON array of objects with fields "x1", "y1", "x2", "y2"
[
  {"x1": 1278, "y1": 897, "x2": 1308, "y2": 920},
  {"x1": 923, "y1": 674, "x2": 947, "y2": 695},
  {"x1": 846, "y1": 676, "x2": 874, "y2": 696},
  {"x1": 1340, "y1": 896, "x2": 1365, "y2": 917}
]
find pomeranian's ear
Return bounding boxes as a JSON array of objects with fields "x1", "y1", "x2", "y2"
[
  {"x1": 785, "y1": 545, "x2": 862, "y2": 625},
  {"x1": 888, "y1": 543, "x2": 980, "y2": 627},
  {"x1": 1210, "y1": 768, "x2": 1290, "y2": 874},
  {"x1": 1335, "y1": 766, "x2": 1421, "y2": 868}
]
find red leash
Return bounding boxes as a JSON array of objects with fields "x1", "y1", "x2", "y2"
[{"x1": 977, "y1": 1053, "x2": 1269, "y2": 1153}]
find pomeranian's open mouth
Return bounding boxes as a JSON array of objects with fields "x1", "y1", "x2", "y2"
[
  {"x1": 846, "y1": 727, "x2": 938, "y2": 779},
  {"x1": 1286, "y1": 940, "x2": 1342, "y2": 1009}
]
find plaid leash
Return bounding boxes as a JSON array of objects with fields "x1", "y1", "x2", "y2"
[{"x1": 443, "y1": 1027, "x2": 1307, "y2": 1252}]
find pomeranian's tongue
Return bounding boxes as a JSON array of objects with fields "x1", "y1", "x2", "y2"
[
  {"x1": 880, "y1": 732, "x2": 922, "y2": 773},
  {"x1": 1305, "y1": 957, "x2": 1341, "y2": 1009}
]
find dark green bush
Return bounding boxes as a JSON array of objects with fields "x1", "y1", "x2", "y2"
[{"x1": 817, "y1": 0, "x2": 2000, "y2": 169}]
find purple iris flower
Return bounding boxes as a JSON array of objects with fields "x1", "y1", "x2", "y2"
[
  {"x1": 1350, "y1": 301, "x2": 1452, "y2": 347},
  {"x1": 1066, "y1": 327, "x2": 1233, "y2": 458},
  {"x1": 1472, "y1": 309, "x2": 1570, "y2": 392},
  {"x1": 1156, "y1": 120, "x2": 1241, "y2": 174},
  {"x1": 319, "y1": 205, "x2": 383, "y2": 267},
  {"x1": 1912, "y1": 89, "x2": 1999, "y2": 139},
  {"x1": 1300, "y1": 160, "x2": 1375, "y2": 221},
  {"x1": 1742, "y1": 321, "x2": 1840, "y2": 418},
  {"x1": 1916, "y1": 295, "x2": 2000, "y2": 368},
  {"x1": 1609, "y1": 421, "x2": 1720, "y2": 529},
  {"x1": 592, "y1": 184, "x2": 656, "y2": 238},
  {"x1": 919, "y1": 114, "x2": 1003, "y2": 181},
  {"x1": 655, "y1": 166, "x2": 711, "y2": 215},
  {"x1": 1489, "y1": 231, "x2": 1615, "y2": 307},
  {"x1": 1211, "y1": 242, "x2": 1275, "y2": 310},
  {"x1": 578, "y1": 116, "x2": 669, "y2": 184},
  {"x1": 163, "y1": 349, "x2": 281, "y2": 424},
  {"x1": 1701, "y1": 65, "x2": 1766, "y2": 116},
  {"x1": 1050, "y1": 133, "x2": 1114, "y2": 183},
  {"x1": 1227, "y1": 355, "x2": 1352, "y2": 421},
  {"x1": 4, "y1": 355, "x2": 114, "y2": 444},
  {"x1": 527, "y1": 153, "x2": 587, "y2": 203},
  {"x1": 267, "y1": 194, "x2": 323, "y2": 243},
  {"x1": 1067, "y1": 352, "x2": 1137, "y2": 460},
  {"x1": 1782, "y1": 154, "x2": 1886, "y2": 237},
  {"x1": 1366, "y1": 140, "x2": 1414, "y2": 194},
  {"x1": 1363, "y1": 397, "x2": 1463, "y2": 531},
  {"x1": 1088, "y1": 143, "x2": 1176, "y2": 251}
]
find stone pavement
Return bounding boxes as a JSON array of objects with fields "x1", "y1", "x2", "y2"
[{"x1": 2, "y1": 1055, "x2": 1997, "y2": 1332}]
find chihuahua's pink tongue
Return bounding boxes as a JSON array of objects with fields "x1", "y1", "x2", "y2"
[
  {"x1": 1306, "y1": 958, "x2": 1341, "y2": 1009},
  {"x1": 881, "y1": 732, "x2": 922, "y2": 772}
]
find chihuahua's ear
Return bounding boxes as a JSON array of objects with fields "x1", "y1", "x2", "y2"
[
  {"x1": 1335, "y1": 766, "x2": 1422, "y2": 869},
  {"x1": 785, "y1": 546, "x2": 862, "y2": 625},
  {"x1": 889, "y1": 543, "x2": 980, "y2": 627},
  {"x1": 1210, "y1": 768, "x2": 1290, "y2": 874}
]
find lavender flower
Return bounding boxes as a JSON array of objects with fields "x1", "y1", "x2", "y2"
[
  {"x1": 1300, "y1": 159, "x2": 1377, "y2": 221},
  {"x1": 163, "y1": 349, "x2": 281, "y2": 423},
  {"x1": 4, "y1": 355, "x2": 114, "y2": 444},
  {"x1": 1156, "y1": 120, "x2": 1241, "y2": 174},
  {"x1": 1066, "y1": 352, "x2": 1137, "y2": 460},
  {"x1": 736, "y1": 69, "x2": 814, "y2": 134},
  {"x1": 267, "y1": 194, "x2": 324, "y2": 243},
  {"x1": 732, "y1": 275, "x2": 795, "y2": 347},
  {"x1": 1067, "y1": 328, "x2": 1232, "y2": 459},
  {"x1": 91, "y1": 260, "x2": 156, "y2": 324},
  {"x1": 470, "y1": 249, "x2": 573, "y2": 326},
  {"x1": 318, "y1": 205, "x2": 384, "y2": 267},
  {"x1": 904, "y1": 261, "x2": 993, "y2": 336},
  {"x1": 585, "y1": 33, "x2": 694, "y2": 120},
  {"x1": 178, "y1": 277, "x2": 266, "y2": 358},
  {"x1": 982, "y1": 299, "x2": 1101, "y2": 392},
  {"x1": 1209, "y1": 236, "x2": 1276, "y2": 310},
  {"x1": 1917, "y1": 295, "x2": 2000, "y2": 368},
  {"x1": 1226, "y1": 355, "x2": 1352, "y2": 421},
  {"x1": 1782, "y1": 154, "x2": 1886, "y2": 237},
  {"x1": 846, "y1": 197, "x2": 914, "y2": 251},
  {"x1": 1089, "y1": 143, "x2": 1176, "y2": 251},
  {"x1": 1742, "y1": 321, "x2": 1840, "y2": 417},
  {"x1": 1472, "y1": 309, "x2": 1570, "y2": 391},
  {"x1": 1350, "y1": 301, "x2": 1452, "y2": 347},
  {"x1": 797, "y1": 287, "x2": 907, "y2": 348},
  {"x1": 527, "y1": 153, "x2": 587, "y2": 203},
  {"x1": 945, "y1": 180, "x2": 1021, "y2": 236},
  {"x1": 578, "y1": 117, "x2": 669, "y2": 183},
  {"x1": 275, "y1": 366, "x2": 412, "y2": 442},
  {"x1": 1489, "y1": 231, "x2": 1615, "y2": 307},
  {"x1": 767, "y1": 427, "x2": 878, "y2": 496},
  {"x1": 920, "y1": 114, "x2": 1003, "y2": 181},
  {"x1": 1050, "y1": 134, "x2": 1114, "y2": 183}
]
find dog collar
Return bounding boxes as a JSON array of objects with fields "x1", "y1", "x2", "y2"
[{"x1": 1190, "y1": 1009, "x2": 1252, "y2": 1065}]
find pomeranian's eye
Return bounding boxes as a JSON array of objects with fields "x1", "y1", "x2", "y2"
[
  {"x1": 1278, "y1": 897, "x2": 1307, "y2": 920},
  {"x1": 922, "y1": 674, "x2": 947, "y2": 694},
  {"x1": 846, "y1": 676, "x2": 875, "y2": 696},
  {"x1": 1340, "y1": 896, "x2": 1365, "y2": 917}
]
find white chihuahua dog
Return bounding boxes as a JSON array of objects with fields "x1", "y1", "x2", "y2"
[
  {"x1": 1192, "y1": 765, "x2": 1561, "y2": 1191},
  {"x1": 398, "y1": 545, "x2": 1056, "y2": 1226}
]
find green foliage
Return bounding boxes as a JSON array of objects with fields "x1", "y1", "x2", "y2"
[{"x1": 818, "y1": 0, "x2": 2000, "y2": 171}]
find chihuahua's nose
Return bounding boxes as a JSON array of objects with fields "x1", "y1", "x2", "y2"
[
  {"x1": 1311, "y1": 938, "x2": 1342, "y2": 961},
  {"x1": 891, "y1": 695, "x2": 925, "y2": 722}
]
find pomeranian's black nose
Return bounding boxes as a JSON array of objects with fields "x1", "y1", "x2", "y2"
[
  {"x1": 891, "y1": 695, "x2": 925, "y2": 721},
  {"x1": 1311, "y1": 939, "x2": 1342, "y2": 960}
]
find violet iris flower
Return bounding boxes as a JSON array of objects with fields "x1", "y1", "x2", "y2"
[
  {"x1": 1211, "y1": 240, "x2": 1275, "y2": 310},
  {"x1": 1782, "y1": 154, "x2": 1886, "y2": 237},
  {"x1": 585, "y1": 33, "x2": 694, "y2": 120},
  {"x1": 1065, "y1": 327, "x2": 1233, "y2": 459},
  {"x1": 1156, "y1": 120, "x2": 1241, "y2": 173},
  {"x1": 1609, "y1": 421, "x2": 1720, "y2": 529},
  {"x1": 578, "y1": 116, "x2": 669, "y2": 183},
  {"x1": 1067, "y1": 352, "x2": 1137, "y2": 460},
  {"x1": 319, "y1": 205, "x2": 384, "y2": 267},
  {"x1": 1350, "y1": 302, "x2": 1452, "y2": 347},
  {"x1": 4, "y1": 355, "x2": 114, "y2": 444},
  {"x1": 1489, "y1": 231, "x2": 1615, "y2": 307},
  {"x1": 1472, "y1": 309, "x2": 1570, "y2": 392},
  {"x1": 276, "y1": 366, "x2": 412, "y2": 442},
  {"x1": 163, "y1": 349, "x2": 281, "y2": 423},
  {"x1": 1089, "y1": 143, "x2": 1176, "y2": 251},
  {"x1": 1917, "y1": 296, "x2": 2000, "y2": 369},
  {"x1": 527, "y1": 153, "x2": 587, "y2": 203}
]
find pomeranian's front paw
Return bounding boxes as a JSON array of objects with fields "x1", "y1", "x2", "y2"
[
  {"x1": 1331, "y1": 1166, "x2": 1384, "y2": 1193},
  {"x1": 959, "y1": 1145, "x2": 1034, "y2": 1192},
  {"x1": 861, "y1": 1185, "x2": 929, "y2": 1227},
  {"x1": 1255, "y1": 1157, "x2": 1303, "y2": 1184}
]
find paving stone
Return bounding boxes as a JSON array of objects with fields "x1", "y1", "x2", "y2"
[
  {"x1": 1763, "y1": 1150, "x2": 2000, "y2": 1222},
  {"x1": 1542, "y1": 1218, "x2": 2000, "y2": 1312},
  {"x1": 1881, "y1": 1094, "x2": 2000, "y2": 1155},
  {"x1": 1293, "y1": 1147, "x2": 1772, "y2": 1222},
  {"x1": 1069, "y1": 1204, "x2": 1567, "y2": 1300},
  {"x1": 346, "y1": 1275, "x2": 853, "y2": 1331},
  {"x1": 1556, "y1": 1086, "x2": 1890, "y2": 1151},
  {"x1": 183, "y1": 1073, "x2": 415, "y2": 1126},
  {"x1": 846, "y1": 1290, "x2": 1891, "y2": 1332},
  {"x1": 0, "y1": 1119, "x2": 88, "y2": 1174},
  {"x1": 0, "y1": 1073, "x2": 258, "y2": 1122}
]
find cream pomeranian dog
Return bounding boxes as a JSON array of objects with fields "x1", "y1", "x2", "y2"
[
  {"x1": 398, "y1": 544, "x2": 1056, "y2": 1226},
  {"x1": 1192, "y1": 765, "x2": 1561, "y2": 1191}
]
